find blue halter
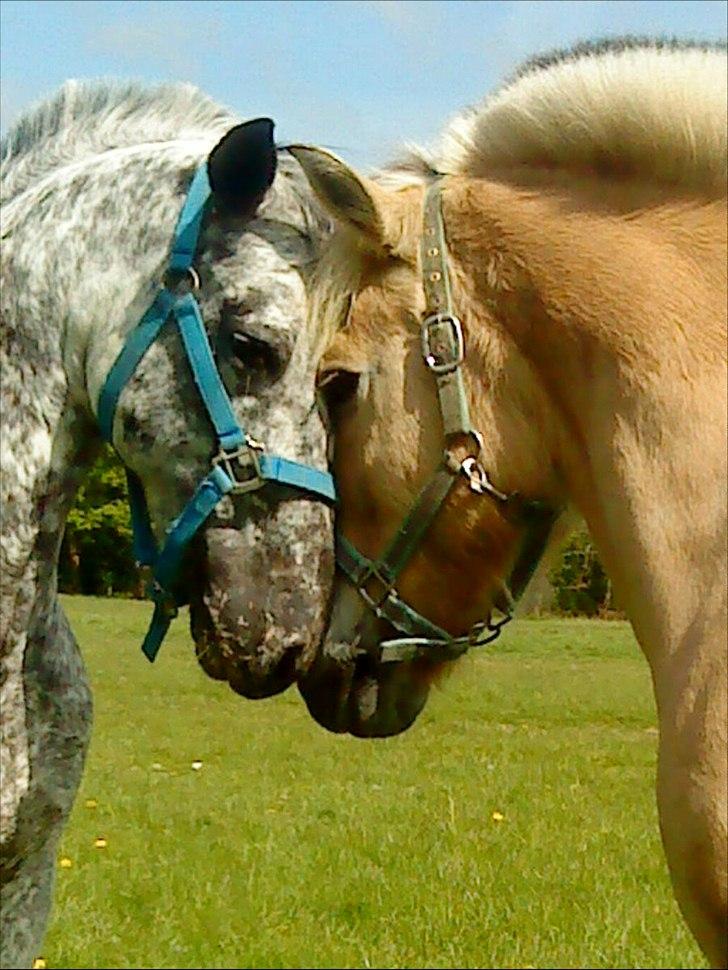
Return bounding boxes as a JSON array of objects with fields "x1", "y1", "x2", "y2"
[{"x1": 97, "y1": 166, "x2": 336, "y2": 662}]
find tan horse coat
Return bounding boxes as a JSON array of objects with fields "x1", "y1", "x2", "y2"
[{"x1": 293, "y1": 40, "x2": 728, "y2": 968}]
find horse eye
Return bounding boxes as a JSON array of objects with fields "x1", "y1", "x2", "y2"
[
  {"x1": 317, "y1": 369, "x2": 360, "y2": 423},
  {"x1": 231, "y1": 331, "x2": 282, "y2": 376}
]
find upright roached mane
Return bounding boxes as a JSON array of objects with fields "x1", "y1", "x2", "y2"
[{"x1": 384, "y1": 37, "x2": 727, "y2": 191}]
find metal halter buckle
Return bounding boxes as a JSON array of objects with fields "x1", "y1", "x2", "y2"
[
  {"x1": 421, "y1": 313, "x2": 464, "y2": 374},
  {"x1": 213, "y1": 437, "x2": 265, "y2": 494}
]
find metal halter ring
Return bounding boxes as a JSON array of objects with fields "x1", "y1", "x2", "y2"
[
  {"x1": 460, "y1": 457, "x2": 510, "y2": 502},
  {"x1": 163, "y1": 266, "x2": 201, "y2": 293},
  {"x1": 469, "y1": 428, "x2": 484, "y2": 456},
  {"x1": 467, "y1": 611, "x2": 512, "y2": 646},
  {"x1": 149, "y1": 580, "x2": 179, "y2": 621},
  {"x1": 357, "y1": 564, "x2": 397, "y2": 613}
]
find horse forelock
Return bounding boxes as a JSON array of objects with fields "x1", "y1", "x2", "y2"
[
  {"x1": 306, "y1": 230, "x2": 366, "y2": 362},
  {"x1": 395, "y1": 37, "x2": 728, "y2": 194}
]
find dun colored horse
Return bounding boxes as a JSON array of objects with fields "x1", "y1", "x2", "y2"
[{"x1": 294, "y1": 39, "x2": 727, "y2": 967}]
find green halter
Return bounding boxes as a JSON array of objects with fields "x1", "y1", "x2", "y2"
[{"x1": 336, "y1": 178, "x2": 558, "y2": 663}]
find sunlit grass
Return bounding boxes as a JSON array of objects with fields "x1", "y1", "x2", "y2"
[{"x1": 40, "y1": 597, "x2": 704, "y2": 969}]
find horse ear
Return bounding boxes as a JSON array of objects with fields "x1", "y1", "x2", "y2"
[
  {"x1": 288, "y1": 145, "x2": 392, "y2": 250},
  {"x1": 207, "y1": 118, "x2": 277, "y2": 214}
]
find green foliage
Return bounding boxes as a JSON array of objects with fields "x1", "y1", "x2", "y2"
[
  {"x1": 59, "y1": 447, "x2": 139, "y2": 597},
  {"x1": 548, "y1": 527, "x2": 612, "y2": 616}
]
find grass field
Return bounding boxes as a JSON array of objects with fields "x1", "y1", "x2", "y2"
[{"x1": 40, "y1": 596, "x2": 705, "y2": 969}]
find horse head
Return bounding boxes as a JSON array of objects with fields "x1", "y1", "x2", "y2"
[
  {"x1": 80, "y1": 112, "x2": 336, "y2": 699},
  {"x1": 290, "y1": 147, "x2": 565, "y2": 735}
]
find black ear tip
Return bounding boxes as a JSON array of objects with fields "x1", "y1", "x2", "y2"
[
  {"x1": 235, "y1": 117, "x2": 275, "y2": 144},
  {"x1": 251, "y1": 117, "x2": 274, "y2": 135},
  {"x1": 207, "y1": 117, "x2": 278, "y2": 209}
]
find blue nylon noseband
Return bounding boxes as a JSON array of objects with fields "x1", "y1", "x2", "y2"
[{"x1": 97, "y1": 166, "x2": 336, "y2": 662}]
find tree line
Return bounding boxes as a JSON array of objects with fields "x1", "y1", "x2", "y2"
[{"x1": 59, "y1": 448, "x2": 615, "y2": 616}]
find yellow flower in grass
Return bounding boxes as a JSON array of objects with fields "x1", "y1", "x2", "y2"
[
  {"x1": 59, "y1": 857, "x2": 73, "y2": 869},
  {"x1": 33, "y1": 958, "x2": 47, "y2": 968},
  {"x1": 84, "y1": 798, "x2": 98, "y2": 809},
  {"x1": 491, "y1": 810, "x2": 505, "y2": 822},
  {"x1": 93, "y1": 837, "x2": 108, "y2": 849}
]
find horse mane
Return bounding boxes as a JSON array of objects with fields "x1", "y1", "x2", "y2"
[
  {"x1": 309, "y1": 36, "x2": 727, "y2": 359},
  {"x1": 0, "y1": 79, "x2": 237, "y2": 204},
  {"x1": 381, "y1": 36, "x2": 727, "y2": 194}
]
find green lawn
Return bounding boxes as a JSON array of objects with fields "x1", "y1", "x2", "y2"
[{"x1": 40, "y1": 596, "x2": 704, "y2": 969}]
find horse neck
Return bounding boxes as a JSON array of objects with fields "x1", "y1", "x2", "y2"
[
  {"x1": 454, "y1": 174, "x2": 727, "y2": 669},
  {"x1": 0, "y1": 142, "x2": 203, "y2": 621}
]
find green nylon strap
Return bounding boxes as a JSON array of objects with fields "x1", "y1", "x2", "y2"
[
  {"x1": 436, "y1": 368, "x2": 472, "y2": 438},
  {"x1": 421, "y1": 181, "x2": 454, "y2": 312},
  {"x1": 371, "y1": 463, "x2": 458, "y2": 587},
  {"x1": 336, "y1": 535, "x2": 453, "y2": 644},
  {"x1": 420, "y1": 181, "x2": 472, "y2": 439},
  {"x1": 506, "y1": 505, "x2": 560, "y2": 601}
]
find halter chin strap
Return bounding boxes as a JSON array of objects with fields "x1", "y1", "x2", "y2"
[
  {"x1": 337, "y1": 178, "x2": 558, "y2": 663},
  {"x1": 97, "y1": 165, "x2": 336, "y2": 662}
]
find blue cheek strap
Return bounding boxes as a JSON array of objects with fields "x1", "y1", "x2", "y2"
[{"x1": 97, "y1": 165, "x2": 336, "y2": 662}]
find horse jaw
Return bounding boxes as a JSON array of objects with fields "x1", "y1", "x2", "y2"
[{"x1": 297, "y1": 581, "x2": 433, "y2": 736}]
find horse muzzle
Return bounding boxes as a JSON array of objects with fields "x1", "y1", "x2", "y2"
[
  {"x1": 297, "y1": 644, "x2": 433, "y2": 737},
  {"x1": 190, "y1": 507, "x2": 334, "y2": 699},
  {"x1": 296, "y1": 582, "x2": 436, "y2": 736}
]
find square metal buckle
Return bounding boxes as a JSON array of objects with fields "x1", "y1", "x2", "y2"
[
  {"x1": 213, "y1": 440, "x2": 264, "y2": 494},
  {"x1": 421, "y1": 313, "x2": 464, "y2": 374}
]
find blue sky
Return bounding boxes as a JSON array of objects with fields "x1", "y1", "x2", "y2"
[{"x1": 1, "y1": 0, "x2": 726, "y2": 168}]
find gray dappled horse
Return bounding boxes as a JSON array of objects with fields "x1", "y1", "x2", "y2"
[{"x1": 0, "y1": 81, "x2": 335, "y2": 968}]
